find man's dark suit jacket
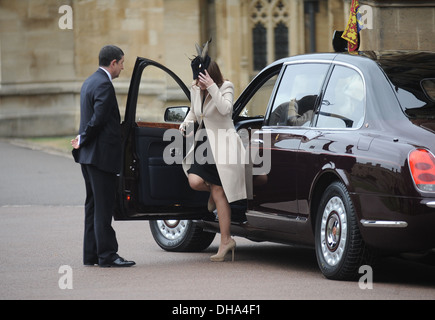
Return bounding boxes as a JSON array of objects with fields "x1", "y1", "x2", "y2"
[{"x1": 73, "y1": 68, "x2": 122, "y2": 173}]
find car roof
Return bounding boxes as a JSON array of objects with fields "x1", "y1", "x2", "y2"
[{"x1": 271, "y1": 50, "x2": 435, "y2": 72}]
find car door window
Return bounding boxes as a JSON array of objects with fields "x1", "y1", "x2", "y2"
[
  {"x1": 136, "y1": 67, "x2": 190, "y2": 124},
  {"x1": 315, "y1": 65, "x2": 365, "y2": 129},
  {"x1": 266, "y1": 63, "x2": 330, "y2": 127}
]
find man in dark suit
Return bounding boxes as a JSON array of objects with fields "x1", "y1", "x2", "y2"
[{"x1": 71, "y1": 45, "x2": 135, "y2": 267}]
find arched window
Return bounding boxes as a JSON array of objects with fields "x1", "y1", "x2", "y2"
[{"x1": 250, "y1": 0, "x2": 290, "y2": 71}]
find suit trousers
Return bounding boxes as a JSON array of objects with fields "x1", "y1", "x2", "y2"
[{"x1": 81, "y1": 164, "x2": 119, "y2": 265}]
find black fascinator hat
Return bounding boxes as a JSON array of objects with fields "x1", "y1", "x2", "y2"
[{"x1": 191, "y1": 38, "x2": 212, "y2": 80}]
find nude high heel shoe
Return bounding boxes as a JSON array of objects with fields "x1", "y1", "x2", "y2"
[{"x1": 210, "y1": 238, "x2": 236, "y2": 262}]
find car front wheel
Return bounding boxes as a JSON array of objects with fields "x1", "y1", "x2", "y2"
[
  {"x1": 149, "y1": 220, "x2": 215, "y2": 252},
  {"x1": 315, "y1": 181, "x2": 373, "y2": 280}
]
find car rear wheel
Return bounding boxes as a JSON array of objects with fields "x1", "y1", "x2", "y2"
[
  {"x1": 315, "y1": 181, "x2": 373, "y2": 280},
  {"x1": 149, "y1": 220, "x2": 215, "y2": 252}
]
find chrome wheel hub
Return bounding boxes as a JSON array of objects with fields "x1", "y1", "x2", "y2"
[
  {"x1": 320, "y1": 196, "x2": 347, "y2": 266},
  {"x1": 156, "y1": 220, "x2": 188, "y2": 240}
]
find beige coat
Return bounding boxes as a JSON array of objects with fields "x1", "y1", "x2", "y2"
[{"x1": 181, "y1": 81, "x2": 246, "y2": 203}]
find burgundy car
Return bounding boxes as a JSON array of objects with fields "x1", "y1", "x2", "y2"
[{"x1": 114, "y1": 51, "x2": 435, "y2": 280}]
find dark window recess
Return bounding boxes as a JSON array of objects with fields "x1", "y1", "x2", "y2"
[
  {"x1": 253, "y1": 22, "x2": 267, "y2": 71},
  {"x1": 274, "y1": 21, "x2": 288, "y2": 61}
]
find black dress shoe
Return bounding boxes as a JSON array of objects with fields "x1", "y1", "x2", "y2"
[{"x1": 99, "y1": 257, "x2": 135, "y2": 268}]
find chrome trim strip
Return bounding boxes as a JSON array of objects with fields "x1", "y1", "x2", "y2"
[
  {"x1": 425, "y1": 201, "x2": 435, "y2": 208},
  {"x1": 360, "y1": 219, "x2": 408, "y2": 228},
  {"x1": 246, "y1": 210, "x2": 307, "y2": 223},
  {"x1": 284, "y1": 59, "x2": 334, "y2": 66}
]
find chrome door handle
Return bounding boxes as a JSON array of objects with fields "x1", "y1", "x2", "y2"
[{"x1": 251, "y1": 139, "x2": 264, "y2": 145}]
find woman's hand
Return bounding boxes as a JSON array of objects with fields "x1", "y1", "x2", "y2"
[
  {"x1": 179, "y1": 122, "x2": 187, "y2": 136},
  {"x1": 198, "y1": 70, "x2": 214, "y2": 88},
  {"x1": 179, "y1": 121, "x2": 195, "y2": 137}
]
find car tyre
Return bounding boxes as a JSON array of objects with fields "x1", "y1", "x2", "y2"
[
  {"x1": 315, "y1": 181, "x2": 373, "y2": 280},
  {"x1": 150, "y1": 220, "x2": 215, "y2": 252}
]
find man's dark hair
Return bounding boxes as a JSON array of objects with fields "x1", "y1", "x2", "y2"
[{"x1": 99, "y1": 45, "x2": 124, "y2": 67}]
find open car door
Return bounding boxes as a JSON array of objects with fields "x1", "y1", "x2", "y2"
[{"x1": 114, "y1": 57, "x2": 208, "y2": 221}]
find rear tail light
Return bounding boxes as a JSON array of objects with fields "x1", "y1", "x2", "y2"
[{"x1": 408, "y1": 148, "x2": 435, "y2": 192}]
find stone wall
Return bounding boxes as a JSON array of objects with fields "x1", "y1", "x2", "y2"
[
  {"x1": 360, "y1": 0, "x2": 435, "y2": 51},
  {"x1": 0, "y1": 0, "x2": 201, "y2": 137},
  {"x1": 0, "y1": 0, "x2": 77, "y2": 137}
]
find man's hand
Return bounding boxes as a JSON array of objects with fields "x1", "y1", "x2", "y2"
[{"x1": 71, "y1": 135, "x2": 80, "y2": 149}]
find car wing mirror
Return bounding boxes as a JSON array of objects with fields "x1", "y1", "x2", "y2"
[{"x1": 164, "y1": 106, "x2": 189, "y2": 123}]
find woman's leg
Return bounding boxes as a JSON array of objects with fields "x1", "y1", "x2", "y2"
[
  {"x1": 188, "y1": 172, "x2": 234, "y2": 257},
  {"x1": 210, "y1": 184, "x2": 232, "y2": 248},
  {"x1": 188, "y1": 173, "x2": 210, "y2": 192},
  {"x1": 188, "y1": 173, "x2": 216, "y2": 211}
]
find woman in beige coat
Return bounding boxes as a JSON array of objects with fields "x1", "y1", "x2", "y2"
[{"x1": 180, "y1": 61, "x2": 246, "y2": 262}]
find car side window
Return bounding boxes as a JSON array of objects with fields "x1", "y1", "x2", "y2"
[
  {"x1": 238, "y1": 74, "x2": 279, "y2": 118},
  {"x1": 266, "y1": 63, "x2": 330, "y2": 127},
  {"x1": 315, "y1": 65, "x2": 365, "y2": 129}
]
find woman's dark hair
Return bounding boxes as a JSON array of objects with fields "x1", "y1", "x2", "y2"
[
  {"x1": 206, "y1": 61, "x2": 225, "y2": 87},
  {"x1": 99, "y1": 45, "x2": 124, "y2": 67}
]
